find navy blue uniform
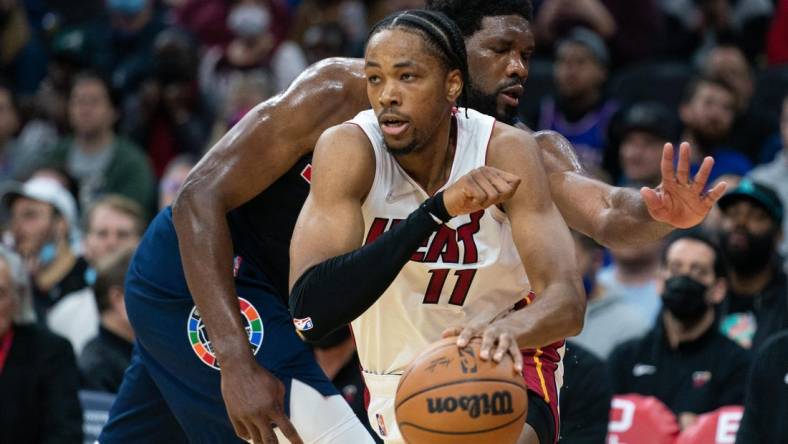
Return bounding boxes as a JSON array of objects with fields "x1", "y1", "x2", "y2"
[{"x1": 100, "y1": 156, "x2": 338, "y2": 443}]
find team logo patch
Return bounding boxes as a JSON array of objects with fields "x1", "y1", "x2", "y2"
[
  {"x1": 293, "y1": 317, "x2": 314, "y2": 331},
  {"x1": 187, "y1": 297, "x2": 264, "y2": 370},
  {"x1": 376, "y1": 413, "x2": 387, "y2": 437},
  {"x1": 692, "y1": 370, "x2": 712, "y2": 388}
]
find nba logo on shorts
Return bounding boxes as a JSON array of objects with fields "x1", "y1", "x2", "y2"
[
  {"x1": 293, "y1": 317, "x2": 314, "y2": 331},
  {"x1": 376, "y1": 413, "x2": 387, "y2": 437}
]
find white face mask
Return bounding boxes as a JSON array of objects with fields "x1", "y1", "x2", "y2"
[{"x1": 227, "y1": 4, "x2": 271, "y2": 39}]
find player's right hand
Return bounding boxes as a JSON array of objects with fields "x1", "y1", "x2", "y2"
[
  {"x1": 220, "y1": 360, "x2": 303, "y2": 444},
  {"x1": 443, "y1": 167, "x2": 521, "y2": 217}
]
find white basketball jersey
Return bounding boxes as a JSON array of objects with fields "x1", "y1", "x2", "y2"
[{"x1": 348, "y1": 108, "x2": 531, "y2": 376}]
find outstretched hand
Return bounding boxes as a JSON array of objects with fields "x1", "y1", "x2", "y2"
[{"x1": 640, "y1": 142, "x2": 728, "y2": 228}]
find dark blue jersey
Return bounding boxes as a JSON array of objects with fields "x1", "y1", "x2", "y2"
[{"x1": 227, "y1": 154, "x2": 313, "y2": 300}]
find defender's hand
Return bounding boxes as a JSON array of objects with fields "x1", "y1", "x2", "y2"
[
  {"x1": 442, "y1": 317, "x2": 524, "y2": 374},
  {"x1": 221, "y1": 360, "x2": 303, "y2": 444},
  {"x1": 641, "y1": 142, "x2": 728, "y2": 228},
  {"x1": 443, "y1": 167, "x2": 521, "y2": 217}
]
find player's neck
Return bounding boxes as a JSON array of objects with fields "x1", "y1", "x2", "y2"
[{"x1": 396, "y1": 114, "x2": 457, "y2": 196}]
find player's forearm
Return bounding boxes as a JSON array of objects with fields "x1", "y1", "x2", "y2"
[
  {"x1": 509, "y1": 281, "x2": 585, "y2": 349},
  {"x1": 289, "y1": 193, "x2": 450, "y2": 342},
  {"x1": 172, "y1": 190, "x2": 252, "y2": 367},
  {"x1": 597, "y1": 187, "x2": 673, "y2": 248}
]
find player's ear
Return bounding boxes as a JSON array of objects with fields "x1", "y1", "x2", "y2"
[{"x1": 445, "y1": 69, "x2": 463, "y2": 103}]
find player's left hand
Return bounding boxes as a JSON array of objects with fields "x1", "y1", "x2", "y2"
[
  {"x1": 641, "y1": 142, "x2": 728, "y2": 228},
  {"x1": 442, "y1": 317, "x2": 524, "y2": 374}
]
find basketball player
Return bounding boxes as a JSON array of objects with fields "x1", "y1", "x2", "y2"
[
  {"x1": 103, "y1": 2, "x2": 724, "y2": 443},
  {"x1": 288, "y1": 11, "x2": 583, "y2": 444}
]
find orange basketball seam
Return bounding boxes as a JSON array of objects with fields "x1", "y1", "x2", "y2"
[
  {"x1": 395, "y1": 378, "x2": 528, "y2": 410},
  {"x1": 397, "y1": 409, "x2": 527, "y2": 435}
]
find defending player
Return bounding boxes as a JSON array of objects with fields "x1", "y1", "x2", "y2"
[{"x1": 289, "y1": 11, "x2": 582, "y2": 444}]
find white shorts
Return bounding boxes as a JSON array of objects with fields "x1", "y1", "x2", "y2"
[{"x1": 363, "y1": 372, "x2": 406, "y2": 444}]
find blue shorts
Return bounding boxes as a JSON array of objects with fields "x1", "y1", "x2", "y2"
[{"x1": 100, "y1": 208, "x2": 337, "y2": 443}]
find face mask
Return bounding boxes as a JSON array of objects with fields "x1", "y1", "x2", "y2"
[
  {"x1": 661, "y1": 275, "x2": 709, "y2": 322},
  {"x1": 38, "y1": 242, "x2": 57, "y2": 267},
  {"x1": 227, "y1": 4, "x2": 271, "y2": 39},
  {"x1": 720, "y1": 228, "x2": 777, "y2": 276}
]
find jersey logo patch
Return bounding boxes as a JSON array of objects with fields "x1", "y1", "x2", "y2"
[
  {"x1": 300, "y1": 164, "x2": 312, "y2": 184},
  {"x1": 692, "y1": 370, "x2": 712, "y2": 388},
  {"x1": 293, "y1": 317, "x2": 314, "y2": 331},
  {"x1": 187, "y1": 297, "x2": 264, "y2": 370},
  {"x1": 632, "y1": 364, "x2": 656, "y2": 377}
]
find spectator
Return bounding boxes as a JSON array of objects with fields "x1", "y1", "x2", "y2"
[
  {"x1": 748, "y1": 95, "x2": 788, "y2": 265},
  {"x1": 0, "y1": 246, "x2": 83, "y2": 443},
  {"x1": 597, "y1": 239, "x2": 663, "y2": 323},
  {"x1": 167, "y1": 0, "x2": 232, "y2": 50},
  {"x1": 534, "y1": 28, "x2": 618, "y2": 174},
  {"x1": 79, "y1": 247, "x2": 135, "y2": 393},
  {"x1": 659, "y1": 0, "x2": 773, "y2": 63},
  {"x1": 559, "y1": 342, "x2": 612, "y2": 443},
  {"x1": 207, "y1": 72, "x2": 272, "y2": 150},
  {"x1": 0, "y1": 0, "x2": 48, "y2": 95},
  {"x1": 569, "y1": 231, "x2": 649, "y2": 360},
  {"x1": 107, "y1": 0, "x2": 165, "y2": 95},
  {"x1": 123, "y1": 29, "x2": 214, "y2": 176},
  {"x1": 716, "y1": 179, "x2": 787, "y2": 351},
  {"x1": 47, "y1": 195, "x2": 145, "y2": 354},
  {"x1": 533, "y1": 0, "x2": 617, "y2": 47},
  {"x1": 608, "y1": 232, "x2": 750, "y2": 431},
  {"x1": 702, "y1": 42, "x2": 775, "y2": 162},
  {"x1": 609, "y1": 101, "x2": 678, "y2": 188},
  {"x1": 679, "y1": 76, "x2": 752, "y2": 183},
  {"x1": 1, "y1": 177, "x2": 85, "y2": 320},
  {"x1": 0, "y1": 79, "x2": 38, "y2": 181},
  {"x1": 200, "y1": 0, "x2": 307, "y2": 103},
  {"x1": 735, "y1": 330, "x2": 788, "y2": 444},
  {"x1": 42, "y1": 71, "x2": 155, "y2": 212},
  {"x1": 302, "y1": 22, "x2": 349, "y2": 65},
  {"x1": 600, "y1": 0, "x2": 662, "y2": 67},
  {"x1": 159, "y1": 155, "x2": 196, "y2": 210},
  {"x1": 767, "y1": 0, "x2": 788, "y2": 65}
]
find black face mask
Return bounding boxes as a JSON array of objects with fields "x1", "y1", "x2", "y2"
[
  {"x1": 720, "y1": 228, "x2": 777, "y2": 277},
  {"x1": 662, "y1": 275, "x2": 710, "y2": 322}
]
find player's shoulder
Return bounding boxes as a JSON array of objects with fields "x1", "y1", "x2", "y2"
[
  {"x1": 314, "y1": 122, "x2": 374, "y2": 162},
  {"x1": 486, "y1": 120, "x2": 540, "y2": 168},
  {"x1": 285, "y1": 57, "x2": 366, "y2": 103}
]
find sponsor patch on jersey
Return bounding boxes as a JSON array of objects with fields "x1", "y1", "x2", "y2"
[
  {"x1": 692, "y1": 370, "x2": 712, "y2": 388},
  {"x1": 187, "y1": 297, "x2": 264, "y2": 370},
  {"x1": 376, "y1": 413, "x2": 387, "y2": 437},
  {"x1": 633, "y1": 364, "x2": 657, "y2": 377},
  {"x1": 293, "y1": 317, "x2": 314, "y2": 331}
]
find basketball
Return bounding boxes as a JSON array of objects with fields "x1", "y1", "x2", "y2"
[{"x1": 394, "y1": 336, "x2": 528, "y2": 444}]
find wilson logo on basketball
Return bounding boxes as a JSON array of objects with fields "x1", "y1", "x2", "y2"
[{"x1": 426, "y1": 391, "x2": 514, "y2": 418}]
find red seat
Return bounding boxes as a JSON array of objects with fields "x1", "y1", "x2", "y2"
[
  {"x1": 607, "y1": 394, "x2": 680, "y2": 444},
  {"x1": 675, "y1": 406, "x2": 744, "y2": 444}
]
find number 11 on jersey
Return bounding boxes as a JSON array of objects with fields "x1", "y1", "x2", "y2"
[{"x1": 422, "y1": 269, "x2": 477, "y2": 306}]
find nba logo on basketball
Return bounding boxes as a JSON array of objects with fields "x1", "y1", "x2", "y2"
[{"x1": 293, "y1": 317, "x2": 314, "y2": 331}]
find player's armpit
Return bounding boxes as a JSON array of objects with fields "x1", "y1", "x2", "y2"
[{"x1": 486, "y1": 125, "x2": 585, "y2": 349}]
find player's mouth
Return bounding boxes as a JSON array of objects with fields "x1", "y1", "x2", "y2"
[
  {"x1": 380, "y1": 115, "x2": 411, "y2": 137},
  {"x1": 499, "y1": 85, "x2": 524, "y2": 108}
]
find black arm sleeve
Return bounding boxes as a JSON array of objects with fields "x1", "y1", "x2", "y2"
[{"x1": 289, "y1": 192, "x2": 451, "y2": 342}]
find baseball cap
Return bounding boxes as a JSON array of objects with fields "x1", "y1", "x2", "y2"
[
  {"x1": 617, "y1": 102, "x2": 678, "y2": 142},
  {"x1": 558, "y1": 27, "x2": 609, "y2": 67},
  {"x1": 718, "y1": 179, "x2": 783, "y2": 225},
  {"x1": 1, "y1": 177, "x2": 78, "y2": 232}
]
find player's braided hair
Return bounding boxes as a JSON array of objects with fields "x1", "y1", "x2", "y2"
[{"x1": 367, "y1": 10, "x2": 469, "y2": 110}]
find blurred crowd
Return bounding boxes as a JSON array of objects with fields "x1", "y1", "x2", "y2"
[{"x1": 0, "y1": 0, "x2": 787, "y2": 442}]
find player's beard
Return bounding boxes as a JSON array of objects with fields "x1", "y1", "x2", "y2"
[
  {"x1": 385, "y1": 140, "x2": 419, "y2": 157},
  {"x1": 466, "y1": 80, "x2": 519, "y2": 125}
]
